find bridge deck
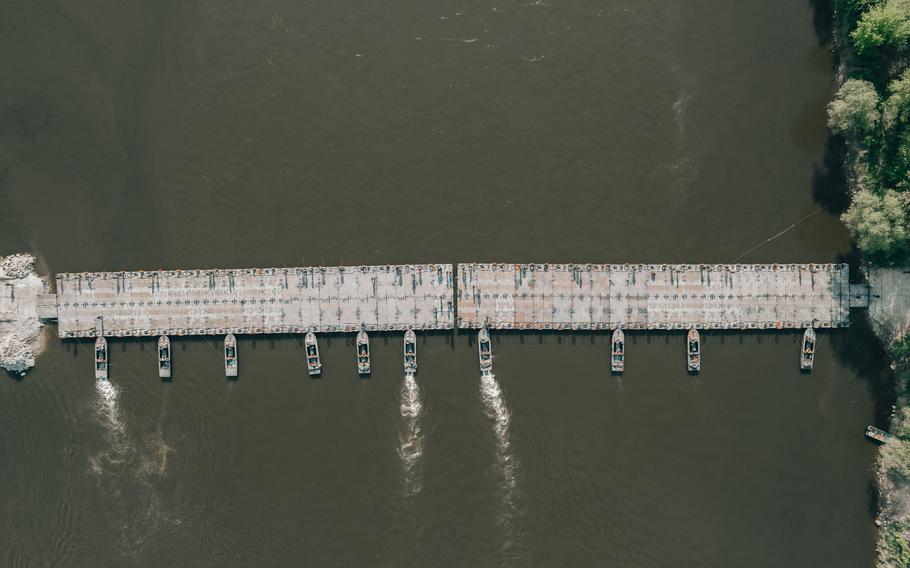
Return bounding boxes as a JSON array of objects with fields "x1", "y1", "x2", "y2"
[
  {"x1": 456, "y1": 263, "x2": 850, "y2": 330},
  {"x1": 48, "y1": 262, "x2": 853, "y2": 338},
  {"x1": 54, "y1": 264, "x2": 455, "y2": 338}
]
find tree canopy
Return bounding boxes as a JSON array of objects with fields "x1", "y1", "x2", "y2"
[
  {"x1": 886, "y1": 69, "x2": 910, "y2": 128},
  {"x1": 828, "y1": 79, "x2": 882, "y2": 141},
  {"x1": 842, "y1": 189, "x2": 909, "y2": 257},
  {"x1": 851, "y1": 0, "x2": 910, "y2": 54}
]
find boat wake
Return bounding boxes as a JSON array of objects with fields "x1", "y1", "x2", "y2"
[
  {"x1": 87, "y1": 382, "x2": 179, "y2": 559},
  {"x1": 479, "y1": 373, "x2": 523, "y2": 564},
  {"x1": 89, "y1": 380, "x2": 130, "y2": 473},
  {"x1": 397, "y1": 372, "x2": 424, "y2": 497}
]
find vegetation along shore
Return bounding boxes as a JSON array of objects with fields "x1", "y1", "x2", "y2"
[{"x1": 826, "y1": 0, "x2": 910, "y2": 565}]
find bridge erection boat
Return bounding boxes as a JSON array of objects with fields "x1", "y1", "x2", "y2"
[
  {"x1": 94, "y1": 336, "x2": 108, "y2": 380},
  {"x1": 224, "y1": 333, "x2": 238, "y2": 377},
  {"x1": 158, "y1": 335, "x2": 171, "y2": 379},
  {"x1": 357, "y1": 329, "x2": 371, "y2": 376},
  {"x1": 687, "y1": 327, "x2": 701, "y2": 373},
  {"x1": 611, "y1": 328, "x2": 625, "y2": 374},
  {"x1": 404, "y1": 329, "x2": 417, "y2": 375},
  {"x1": 305, "y1": 329, "x2": 322, "y2": 376},
  {"x1": 478, "y1": 327, "x2": 493, "y2": 376},
  {"x1": 800, "y1": 327, "x2": 816, "y2": 371}
]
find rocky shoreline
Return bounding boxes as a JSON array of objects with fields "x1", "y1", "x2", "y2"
[{"x1": 0, "y1": 253, "x2": 48, "y2": 375}]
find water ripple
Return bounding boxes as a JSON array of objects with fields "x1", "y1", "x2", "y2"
[
  {"x1": 87, "y1": 381, "x2": 179, "y2": 561},
  {"x1": 89, "y1": 380, "x2": 129, "y2": 475},
  {"x1": 479, "y1": 373, "x2": 523, "y2": 564},
  {"x1": 398, "y1": 373, "x2": 424, "y2": 497}
]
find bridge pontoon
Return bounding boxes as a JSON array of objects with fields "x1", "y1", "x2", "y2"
[{"x1": 17, "y1": 261, "x2": 867, "y2": 379}]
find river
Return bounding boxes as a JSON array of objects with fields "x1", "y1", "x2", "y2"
[{"x1": 0, "y1": 0, "x2": 887, "y2": 566}]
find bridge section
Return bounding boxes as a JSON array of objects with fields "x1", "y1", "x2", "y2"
[
  {"x1": 456, "y1": 263, "x2": 850, "y2": 330},
  {"x1": 53, "y1": 264, "x2": 455, "y2": 338}
]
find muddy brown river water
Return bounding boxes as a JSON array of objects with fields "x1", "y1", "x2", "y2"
[{"x1": 0, "y1": 0, "x2": 889, "y2": 566}]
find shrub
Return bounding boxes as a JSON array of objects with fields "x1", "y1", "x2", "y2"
[
  {"x1": 842, "y1": 189, "x2": 909, "y2": 257},
  {"x1": 846, "y1": 0, "x2": 885, "y2": 12},
  {"x1": 883, "y1": 523, "x2": 910, "y2": 568},
  {"x1": 881, "y1": 71, "x2": 910, "y2": 189},
  {"x1": 883, "y1": 131, "x2": 910, "y2": 190},
  {"x1": 829, "y1": 79, "x2": 883, "y2": 142},
  {"x1": 895, "y1": 407, "x2": 910, "y2": 440},
  {"x1": 893, "y1": 336, "x2": 910, "y2": 365},
  {"x1": 885, "y1": 69, "x2": 910, "y2": 128},
  {"x1": 852, "y1": 0, "x2": 910, "y2": 54},
  {"x1": 882, "y1": 437, "x2": 910, "y2": 480}
]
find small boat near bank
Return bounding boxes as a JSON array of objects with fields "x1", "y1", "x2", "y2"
[
  {"x1": 478, "y1": 327, "x2": 493, "y2": 376},
  {"x1": 224, "y1": 333, "x2": 238, "y2": 377},
  {"x1": 866, "y1": 426, "x2": 893, "y2": 444},
  {"x1": 800, "y1": 327, "x2": 816, "y2": 371},
  {"x1": 687, "y1": 327, "x2": 701, "y2": 373},
  {"x1": 611, "y1": 329, "x2": 625, "y2": 374},
  {"x1": 158, "y1": 335, "x2": 171, "y2": 379},
  {"x1": 95, "y1": 336, "x2": 108, "y2": 380},
  {"x1": 305, "y1": 330, "x2": 322, "y2": 376},
  {"x1": 357, "y1": 329, "x2": 371, "y2": 376},
  {"x1": 404, "y1": 329, "x2": 417, "y2": 375}
]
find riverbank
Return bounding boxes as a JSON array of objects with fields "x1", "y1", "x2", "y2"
[
  {"x1": 864, "y1": 268, "x2": 910, "y2": 566},
  {"x1": 0, "y1": 254, "x2": 47, "y2": 375},
  {"x1": 826, "y1": 0, "x2": 910, "y2": 565}
]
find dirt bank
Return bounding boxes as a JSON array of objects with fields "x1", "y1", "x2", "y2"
[{"x1": 0, "y1": 253, "x2": 48, "y2": 375}]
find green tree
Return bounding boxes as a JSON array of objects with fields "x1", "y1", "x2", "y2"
[
  {"x1": 893, "y1": 335, "x2": 910, "y2": 365},
  {"x1": 828, "y1": 79, "x2": 882, "y2": 142},
  {"x1": 851, "y1": 0, "x2": 910, "y2": 54},
  {"x1": 884, "y1": 129, "x2": 910, "y2": 190},
  {"x1": 886, "y1": 69, "x2": 910, "y2": 128},
  {"x1": 841, "y1": 189, "x2": 909, "y2": 257},
  {"x1": 882, "y1": 70, "x2": 910, "y2": 189},
  {"x1": 846, "y1": 0, "x2": 884, "y2": 16}
]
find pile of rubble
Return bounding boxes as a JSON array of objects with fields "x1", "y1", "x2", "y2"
[
  {"x1": 0, "y1": 334, "x2": 35, "y2": 374},
  {"x1": 0, "y1": 253, "x2": 36, "y2": 279},
  {"x1": 0, "y1": 253, "x2": 47, "y2": 376}
]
